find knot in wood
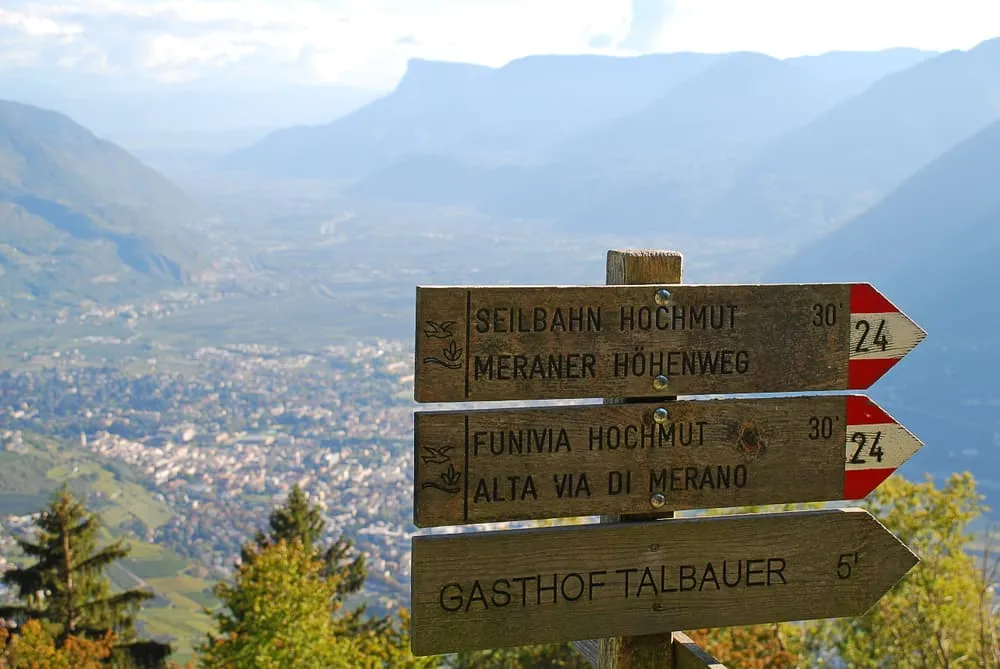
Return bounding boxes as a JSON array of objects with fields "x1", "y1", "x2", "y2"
[{"x1": 735, "y1": 421, "x2": 766, "y2": 460}]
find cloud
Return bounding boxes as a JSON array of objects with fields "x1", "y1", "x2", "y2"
[
  {"x1": 0, "y1": 0, "x2": 633, "y2": 88},
  {"x1": 0, "y1": 0, "x2": 998, "y2": 90},
  {"x1": 588, "y1": 34, "x2": 614, "y2": 49},
  {"x1": 618, "y1": 0, "x2": 675, "y2": 51},
  {"x1": 653, "y1": 0, "x2": 1000, "y2": 57}
]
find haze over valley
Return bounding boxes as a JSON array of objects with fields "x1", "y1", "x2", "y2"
[{"x1": 2, "y1": 0, "x2": 1000, "y2": 661}]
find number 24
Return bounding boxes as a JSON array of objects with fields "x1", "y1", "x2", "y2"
[
  {"x1": 855, "y1": 319, "x2": 888, "y2": 353},
  {"x1": 848, "y1": 431, "x2": 884, "y2": 464}
]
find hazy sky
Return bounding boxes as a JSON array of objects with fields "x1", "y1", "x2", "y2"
[{"x1": 2, "y1": 0, "x2": 999, "y2": 89}]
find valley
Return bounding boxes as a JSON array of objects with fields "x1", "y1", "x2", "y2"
[{"x1": 2, "y1": 34, "x2": 1000, "y2": 663}]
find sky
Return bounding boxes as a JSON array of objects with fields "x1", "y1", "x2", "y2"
[{"x1": 2, "y1": 0, "x2": 1000, "y2": 90}]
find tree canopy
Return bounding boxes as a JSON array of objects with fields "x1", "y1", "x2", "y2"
[
  {"x1": 0, "y1": 485, "x2": 171, "y2": 668},
  {"x1": 199, "y1": 538, "x2": 360, "y2": 669},
  {"x1": 0, "y1": 619, "x2": 115, "y2": 669},
  {"x1": 200, "y1": 484, "x2": 432, "y2": 668}
]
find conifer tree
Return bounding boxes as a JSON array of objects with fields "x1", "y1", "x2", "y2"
[
  {"x1": 231, "y1": 484, "x2": 429, "y2": 665},
  {"x1": 199, "y1": 539, "x2": 358, "y2": 669},
  {"x1": 0, "y1": 485, "x2": 171, "y2": 668},
  {"x1": 240, "y1": 484, "x2": 366, "y2": 615}
]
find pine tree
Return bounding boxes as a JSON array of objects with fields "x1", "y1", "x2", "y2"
[
  {"x1": 199, "y1": 539, "x2": 358, "y2": 669},
  {"x1": 231, "y1": 485, "x2": 429, "y2": 666},
  {"x1": 0, "y1": 485, "x2": 171, "y2": 668},
  {"x1": 240, "y1": 484, "x2": 366, "y2": 612}
]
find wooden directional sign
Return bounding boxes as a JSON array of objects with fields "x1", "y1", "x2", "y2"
[
  {"x1": 413, "y1": 395, "x2": 922, "y2": 527},
  {"x1": 409, "y1": 508, "x2": 919, "y2": 655},
  {"x1": 414, "y1": 283, "x2": 925, "y2": 403}
]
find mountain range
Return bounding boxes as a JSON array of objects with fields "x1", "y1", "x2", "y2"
[
  {"x1": 226, "y1": 48, "x2": 932, "y2": 179},
  {"x1": 766, "y1": 117, "x2": 1000, "y2": 496},
  {"x1": 5, "y1": 39, "x2": 1000, "y2": 503},
  {"x1": 222, "y1": 40, "x2": 1000, "y2": 247},
  {"x1": 0, "y1": 99, "x2": 206, "y2": 313},
  {"x1": 219, "y1": 37, "x2": 1000, "y2": 505},
  {"x1": 0, "y1": 70, "x2": 380, "y2": 138}
]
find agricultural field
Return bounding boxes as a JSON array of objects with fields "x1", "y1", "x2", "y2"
[{"x1": 0, "y1": 432, "x2": 217, "y2": 662}]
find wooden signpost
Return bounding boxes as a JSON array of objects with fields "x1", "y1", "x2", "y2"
[
  {"x1": 409, "y1": 508, "x2": 919, "y2": 655},
  {"x1": 414, "y1": 283, "x2": 925, "y2": 403},
  {"x1": 409, "y1": 249, "x2": 926, "y2": 667},
  {"x1": 413, "y1": 395, "x2": 923, "y2": 527}
]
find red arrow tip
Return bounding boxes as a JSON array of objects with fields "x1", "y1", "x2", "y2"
[
  {"x1": 851, "y1": 284, "x2": 901, "y2": 314},
  {"x1": 844, "y1": 467, "x2": 898, "y2": 499},
  {"x1": 848, "y1": 358, "x2": 900, "y2": 389},
  {"x1": 846, "y1": 395, "x2": 896, "y2": 425}
]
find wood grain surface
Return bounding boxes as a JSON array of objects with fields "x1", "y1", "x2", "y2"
[
  {"x1": 413, "y1": 395, "x2": 921, "y2": 527},
  {"x1": 413, "y1": 283, "x2": 925, "y2": 403},
  {"x1": 409, "y1": 508, "x2": 919, "y2": 656}
]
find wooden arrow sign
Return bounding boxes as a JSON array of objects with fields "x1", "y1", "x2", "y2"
[
  {"x1": 413, "y1": 395, "x2": 923, "y2": 527},
  {"x1": 409, "y1": 508, "x2": 919, "y2": 656},
  {"x1": 414, "y1": 283, "x2": 925, "y2": 403}
]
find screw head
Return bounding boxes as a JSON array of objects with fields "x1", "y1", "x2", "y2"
[
  {"x1": 653, "y1": 407, "x2": 670, "y2": 424},
  {"x1": 652, "y1": 375, "x2": 669, "y2": 391},
  {"x1": 654, "y1": 288, "x2": 672, "y2": 306},
  {"x1": 650, "y1": 493, "x2": 666, "y2": 509}
]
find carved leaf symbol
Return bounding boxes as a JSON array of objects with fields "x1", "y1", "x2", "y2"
[
  {"x1": 443, "y1": 340, "x2": 463, "y2": 363},
  {"x1": 441, "y1": 464, "x2": 461, "y2": 487}
]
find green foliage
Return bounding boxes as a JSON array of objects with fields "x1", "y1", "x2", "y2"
[
  {"x1": 806, "y1": 472, "x2": 1000, "y2": 668},
  {"x1": 0, "y1": 484, "x2": 172, "y2": 668},
  {"x1": 241, "y1": 484, "x2": 366, "y2": 611},
  {"x1": 687, "y1": 624, "x2": 803, "y2": 668},
  {"x1": 0, "y1": 99, "x2": 208, "y2": 317},
  {"x1": 0, "y1": 452, "x2": 54, "y2": 496},
  {"x1": 201, "y1": 485, "x2": 432, "y2": 668},
  {"x1": 678, "y1": 473, "x2": 1000, "y2": 668},
  {"x1": 0, "y1": 433, "x2": 215, "y2": 662},
  {"x1": 0, "y1": 618, "x2": 116, "y2": 669},
  {"x1": 198, "y1": 539, "x2": 359, "y2": 669},
  {"x1": 448, "y1": 642, "x2": 591, "y2": 668}
]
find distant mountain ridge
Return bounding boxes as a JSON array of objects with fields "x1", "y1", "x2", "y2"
[
  {"x1": 553, "y1": 50, "x2": 925, "y2": 169},
  {"x1": 709, "y1": 37, "x2": 1000, "y2": 238},
  {"x1": 0, "y1": 70, "x2": 381, "y2": 137},
  {"x1": 222, "y1": 52, "x2": 726, "y2": 178},
  {"x1": 224, "y1": 47, "x2": 934, "y2": 184},
  {"x1": 341, "y1": 47, "x2": 935, "y2": 232},
  {"x1": 766, "y1": 118, "x2": 1000, "y2": 287},
  {"x1": 0, "y1": 101, "x2": 187, "y2": 215},
  {"x1": 0, "y1": 99, "x2": 206, "y2": 311},
  {"x1": 765, "y1": 117, "x2": 1000, "y2": 506}
]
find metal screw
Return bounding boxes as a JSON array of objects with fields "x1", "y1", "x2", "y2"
[
  {"x1": 650, "y1": 493, "x2": 666, "y2": 509},
  {"x1": 652, "y1": 375, "x2": 669, "y2": 391},
  {"x1": 654, "y1": 288, "x2": 672, "y2": 306},
  {"x1": 653, "y1": 407, "x2": 670, "y2": 424}
]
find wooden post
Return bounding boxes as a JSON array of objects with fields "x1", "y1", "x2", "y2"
[
  {"x1": 671, "y1": 633, "x2": 728, "y2": 669},
  {"x1": 598, "y1": 249, "x2": 682, "y2": 668},
  {"x1": 411, "y1": 249, "x2": 922, "y2": 664},
  {"x1": 571, "y1": 634, "x2": 725, "y2": 668},
  {"x1": 570, "y1": 249, "x2": 725, "y2": 668}
]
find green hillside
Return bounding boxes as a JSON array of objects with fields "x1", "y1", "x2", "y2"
[
  {"x1": 0, "y1": 100, "x2": 208, "y2": 315},
  {"x1": 0, "y1": 432, "x2": 216, "y2": 664}
]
